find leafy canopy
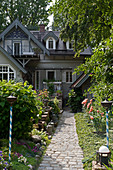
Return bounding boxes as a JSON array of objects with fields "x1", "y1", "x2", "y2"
[
  {"x1": 52, "y1": 0, "x2": 113, "y2": 102},
  {"x1": 52, "y1": 0, "x2": 113, "y2": 51},
  {"x1": 0, "y1": 0, "x2": 52, "y2": 32}
]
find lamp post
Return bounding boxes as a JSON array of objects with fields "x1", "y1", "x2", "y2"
[
  {"x1": 7, "y1": 95, "x2": 17, "y2": 163},
  {"x1": 101, "y1": 100, "x2": 112, "y2": 148}
]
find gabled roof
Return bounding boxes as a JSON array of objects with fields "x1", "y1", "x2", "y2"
[
  {"x1": 0, "y1": 19, "x2": 49, "y2": 56},
  {"x1": 43, "y1": 31, "x2": 59, "y2": 41},
  {"x1": 0, "y1": 46, "x2": 27, "y2": 74},
  {"x1": 71, "y1": 74, "x2": 89, "y2": 88}
]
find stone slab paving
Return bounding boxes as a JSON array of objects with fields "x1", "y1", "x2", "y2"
[{"x1": 38, "y1": 109, "x2": 84, "y2": 170}]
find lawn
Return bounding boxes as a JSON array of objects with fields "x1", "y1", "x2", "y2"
[{"x1": 75, "y1": 112, "x2": 113, "y2": 170}]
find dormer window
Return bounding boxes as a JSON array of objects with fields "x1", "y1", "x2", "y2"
[
  {"x1": 48, "y1": 38, "x2": 53, "y2": 49},
  {"x1": 66, "y1": 40, "x2": 74, "y2": 50},
  {"x1": 46, "y1": 37, "x2": 56, "y2": 50}
]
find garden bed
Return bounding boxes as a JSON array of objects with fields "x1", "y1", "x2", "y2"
[
  {"x1": 0, "y1": 130, "x2": 51, "y2": 170},
  {"x1": 75, "y1": 112, "x2": 113, "y2": 170}
]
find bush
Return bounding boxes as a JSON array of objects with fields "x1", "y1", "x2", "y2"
[
  {"x1": 0, "y1": 80, "x2": 39, "y2": 139},
  {"x1": 67, "y1": 89, "x2": 83, "y2": 112}
]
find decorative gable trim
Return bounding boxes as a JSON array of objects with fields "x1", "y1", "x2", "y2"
[
  {"x1": 43, "y1": 31, "x2": 58, "y2": 41},
  {"x1": 0, "y1": 19, "x2": 50, "y2": 56},
  {"x1": 0, "y1": 46, "x2": 27, "y2": 74}
]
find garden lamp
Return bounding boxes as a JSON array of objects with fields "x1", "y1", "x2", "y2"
[
  {"x1": 101, "y1": 100, "x2": 112, "y2": 148},
  {"x1": 96, "y1": 145, "x2": 111, "y2": 166},
  {"x1": 7, "y1": 95, "x2": 17, "y2": 163}
]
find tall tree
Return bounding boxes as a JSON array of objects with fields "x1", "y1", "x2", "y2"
[
  {"x1": 52, "y1": 0, "x2": 113, "y2": 101},
  {"x1": 0, "y1": 0, "x2": 52, "y2": 32}
]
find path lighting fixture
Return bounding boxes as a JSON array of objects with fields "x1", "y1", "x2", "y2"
[
  {"x1": 101, "y1": 100, "x2": 112, "y2": 148},
  {"x1": 96, "y1": 145, "x2": 111, "y2": 166},
  {"x1": 7, "y1": 95, "x2": 17, "y2": 163}
]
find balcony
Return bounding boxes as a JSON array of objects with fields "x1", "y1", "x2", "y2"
[
  {"x1": 43, "y1": 81, "x2": 62, "y2": 91},
  {"x1": 7, "y1": 45, "x2": 41, "y2": 57}
]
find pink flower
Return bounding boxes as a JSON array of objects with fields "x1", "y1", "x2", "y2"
[
  {"x1": 97, "y1": 110, "x2": 99, "y2": 113},
  {"x1": 87, "y1": 102, "x2": 91, "y2": 109},
  {"x1": 82, "y1": 98, "x2": 88, "y2": 105},
  {"x1": 90, "y1": 116, "x2": 94, "y2": 120},
  {"x1": 89, "y1": 106, "x2": 93, "y2": 112},
  {"x1": 90, "y1": 99, "x2": 93, "y2": 103}
]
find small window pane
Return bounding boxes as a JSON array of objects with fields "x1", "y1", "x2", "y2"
[
  {"x1": 9, "y1": 67, "x2": 13, "y2": 72},
  {"x1": 0, "y1": 67, "x2": 2, "y2": 72},
  {"x1": 9, "y1": 73, "x2": 14, "y2": 79},
  {"x1": 70, "y1": 72, "x2": 72, "y2": 82},
  {"x1": 3, "y1": 73, "x2": 8, "y2": 80},
  {"x1": 48, "y1": 38, "x2": 53, "y2": 49},
  {"x1": 48, "y1": 71, "x2": 54, "y2": 81},
  {"x1": 66, "y1": 72, "x2": 68, "y2": 82},
  {"x1": 0, "y1": 73, "x2": 2, "y2": 80},
  {"x1": 3, "y1": 66, "x2": 8, "y2": 72}
]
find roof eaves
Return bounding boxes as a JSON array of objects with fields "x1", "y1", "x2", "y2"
[
  {"x1": 43, "y1": 31, "x2": 59, "y2": 41},
  {"x1": 0, "y1": 46, "x2": 27, "y2": 74}
]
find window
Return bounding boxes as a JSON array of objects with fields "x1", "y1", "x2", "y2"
[
  {"x1": 0, "y1": 65, "x2": 15, "y2": 81},
  {"x1": 66, "y1": 40, "x2": 74, "y2": 49},
  {"x1": 66, "y1": 71, "x2": 72, "y2": 82},
  {"x1": 48, "y1": 38, "x2": 53, "y2": 49},
  {"x1": 13, "y1": 42, "x2": 21, "y2": 55},
  {"x1": 46, "y1": 70, "x2": 56, "y2": 81},
  {"x1": 46, "y1": 37, "x2": 56, "y2": 49}
]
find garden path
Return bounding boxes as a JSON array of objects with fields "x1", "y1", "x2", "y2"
[{"x1": 38, "y1": 108, "x2": 84, "y2": 170}]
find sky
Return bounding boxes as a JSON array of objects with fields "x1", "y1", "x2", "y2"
[{"x1": 47, "y1": 0, "x2": 55, "y2": 28}]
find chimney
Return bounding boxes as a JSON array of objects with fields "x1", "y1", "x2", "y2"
[{"x1": 39, "y1": 24, "x2": 45, "y2": 32}]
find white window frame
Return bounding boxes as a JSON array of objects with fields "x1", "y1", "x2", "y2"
[
  {"x1": 65, "y1": 70, "x2": 73, "y2": 83},
  {"x1": 46, "y1": 70, "x2": 56, "y2": 81},
  {"x1": 66, "y1": 40, "x2": 74, "y2": 50},
  {"x1": 46, "y1": 37, "x2": 56, "y2": 49},
  {"x1": 0, "y1": 64, "x2": 16, "y2": 81}
]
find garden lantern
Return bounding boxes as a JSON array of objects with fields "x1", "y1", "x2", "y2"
[
  {"x1": 101, "y1": 100, "x2": 112, "y2": 148},
  {"x1": 7, "y1": 95, "x2": 17, "y2": 163},
  {"x1": 96, "y1": 145, "x2": 111, "y2": 166}
]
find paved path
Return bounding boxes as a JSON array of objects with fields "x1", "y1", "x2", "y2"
[{"x1": 38, "y1": 110, "x2": 84, "y2": 170}]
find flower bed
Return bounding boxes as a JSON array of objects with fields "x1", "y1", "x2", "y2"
[{"x1": 75, "y1": 112, "x2": 113, "y2": 169}]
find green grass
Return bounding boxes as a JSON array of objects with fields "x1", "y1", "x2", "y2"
[{"x1": 75, "y1": 112, "x2": 113, "y2": 170}]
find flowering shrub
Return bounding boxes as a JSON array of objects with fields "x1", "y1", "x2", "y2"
[
  {"x1": 0, "y1": 150, "x2": 12, "y2": 170},
  {"x1": 82, "y1": 98, "x2": 106, "y2": 132},
  {"x1": 18, "y1": 155, "x2": 27, "y2": 165}
]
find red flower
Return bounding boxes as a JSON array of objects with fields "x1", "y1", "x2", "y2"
[
  {"x1": 90, "y1": 116, "x2": 94, "y2": 120},
  {"x1": 97, "y1": 110, "x2": 99, "y2": 113},
  {"x1": 100, "y1": 112, "x2": 104, "y2": 116}
]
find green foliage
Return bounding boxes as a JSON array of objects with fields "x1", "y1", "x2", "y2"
[
  {"x1": 0, "y1": 80, "x2": 39, "y2": 139},
  {"x1": 0, "y1": 0, "x2": 52, "y2": 32},
  {"x1": 75, "y1": 112, "x2": 113, "y2": 170},
  {"x1": 47, "y1": 83, "x2": 54, "y2": 96},
  {"x1": 48, "y1": 97, "x2": 60, "y2": 115},
  {"x1": 67, "y1": 89, "x2": 83, "y2": 112},
  {"x1": 52, "y1": 0, "x2": 113, "y2": 52},
  {"x1": 52, "y1": 0, "x2": 113, "y2": 104}
]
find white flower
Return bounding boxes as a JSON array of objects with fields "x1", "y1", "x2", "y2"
[{"x1": 28, "y1": 164, "x2": 33, "y2": 169}]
